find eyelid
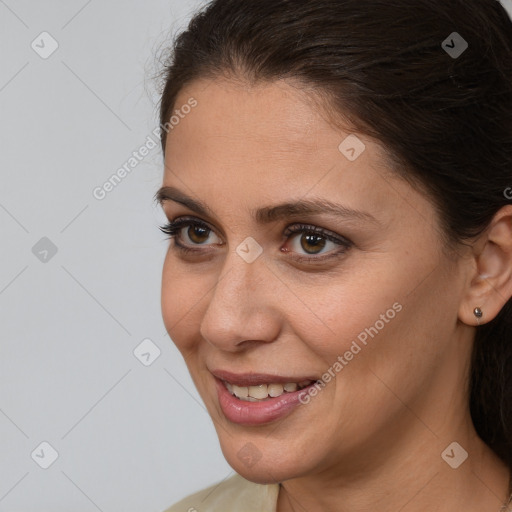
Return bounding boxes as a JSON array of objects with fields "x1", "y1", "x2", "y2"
[{"x1": 282, "y1": 223, "x2": 352, "y2": 246}]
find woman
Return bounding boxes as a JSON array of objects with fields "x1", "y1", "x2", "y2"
[{"x1": 155, "y1": 0, "x2": 512, "y2": 510}]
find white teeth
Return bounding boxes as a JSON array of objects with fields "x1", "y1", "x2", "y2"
[
  {"x1": 225, "y1": 380, "x2": 313, "y2": 401},
  {"x1": 248, "y1": 385, "x2": 268, "y2": 399},
  {"x1": 232, "y1": 384, "x2": 248, "y2": 397},
  {"x1": 268, "y1": 383, "x2": 284, "y2": 397}
]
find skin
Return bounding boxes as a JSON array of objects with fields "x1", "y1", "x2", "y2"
[{"x1": 158, "y1": 77, "x2": 512, "y2": 512}]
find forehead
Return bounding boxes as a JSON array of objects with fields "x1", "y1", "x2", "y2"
[
  {"x1": 166, "y1": 78, "x2": 387, "y2": 183},
  {"x1": 173, "y1": 78, "x2": 331, "y2": 150},
  {"x1": 161, "y1": 77, "x2": 434, "y2": 237}
]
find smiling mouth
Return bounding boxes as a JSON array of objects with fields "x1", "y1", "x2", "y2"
[{"x1": 222, "y1": 380, "x2": 314, "y2": 401}]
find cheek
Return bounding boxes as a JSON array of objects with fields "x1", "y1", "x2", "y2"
[
  {"x1": 290, "y1": 270, "x2": 435, "y2": 405},
  {"x1": 161, "y1": 253, "x2": 207, "y2": 352},
  {"x1": 326, "y1": 273, "x2": 455, "y2": 415},
  {"x1": 289, "y1": 276, "x2": 403, "y2": 358}
]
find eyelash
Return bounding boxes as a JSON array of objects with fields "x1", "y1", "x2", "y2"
[{"x1": 158, "y1": 216, "x2": 353, "y2": 263}]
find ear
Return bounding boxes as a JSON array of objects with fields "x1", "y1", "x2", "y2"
[{"x1": 459, "y1": 205, "x2": 512, "y2": 326}]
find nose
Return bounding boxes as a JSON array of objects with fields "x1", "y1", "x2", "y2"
[{"x1": 199, "y1": 248, "x2": 282, "y2": 352}]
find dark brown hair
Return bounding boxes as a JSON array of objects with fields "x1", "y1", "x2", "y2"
[{"x1": 156, "y1": 0, "x2": 512, "y2": 469}]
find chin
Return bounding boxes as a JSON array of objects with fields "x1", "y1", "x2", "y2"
[
  {"x1": 218, "y1": 436, "x2": 313, "y2": 484},
  {"x1": 227, "y1": 458, "x2": 295, "y2": 485}
]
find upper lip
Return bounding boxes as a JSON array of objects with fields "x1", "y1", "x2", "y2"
[{"x1": 211, "y1": 369, "x2": 318, "y2": 387}]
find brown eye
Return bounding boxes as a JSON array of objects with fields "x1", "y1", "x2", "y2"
[
  {"x1": 159, "y1": 218, "x2": 352, "y2": 263},
  {"x1": 187, "y1": 225, "x2": 210, "y2": 244},
  {"x1": 282, "y1": 223, "x2": 353, "y2": 263},
  {"x1": 159, "y1": 217, "x2": 222, "y2": 249},
  {"x1": 299, "y1": 233, "x2": 327, "y2": 254}
]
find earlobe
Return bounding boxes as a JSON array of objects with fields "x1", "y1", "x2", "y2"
[
  {"x1": 458, "y1": 205, "x2": 512, "y2": 326},
  {"x1": 459, "y1": 303, "x2": 486, "y2": 327}
]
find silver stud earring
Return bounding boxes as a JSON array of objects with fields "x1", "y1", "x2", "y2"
[{"x1": 473, "y1": 307, "x2": 483, "y2": 325}]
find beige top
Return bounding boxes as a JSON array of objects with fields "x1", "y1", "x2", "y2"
[{"x1": 163, "y1": 473, "x2": 280, "y2": 512}]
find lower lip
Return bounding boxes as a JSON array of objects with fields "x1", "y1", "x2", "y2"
[{"x1": 215, "y1": 377, "x2": 315, "y2": 426}]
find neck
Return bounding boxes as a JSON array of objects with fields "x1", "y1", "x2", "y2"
[{"x1": 277, "y1": 422, "x2": 511, "y2": 512}]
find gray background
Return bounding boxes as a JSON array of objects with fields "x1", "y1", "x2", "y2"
[
  {"x1": 2, "y1": 1, "x2": 512, "y2": 511},
  {"x1": 0, "y1": 1, "x2": 233, "y2": 511}
]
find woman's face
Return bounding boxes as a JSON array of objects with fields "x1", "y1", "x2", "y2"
[{"x1": 159, "y1": 77, "x2": 472, "y2": 483}]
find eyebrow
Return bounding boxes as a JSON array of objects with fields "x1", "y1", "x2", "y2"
[{"x1": 154, "y1": 186, "x2": 380, "y2": 225}]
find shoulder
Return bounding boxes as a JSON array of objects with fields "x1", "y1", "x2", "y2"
[{"x1": 162, "y1": 473, "x2": 280, "y2": 512}]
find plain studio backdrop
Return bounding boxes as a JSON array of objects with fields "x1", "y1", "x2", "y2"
[
  {"x1": 2, "y1": 1, "x2": 512, "y2": 512},
  {"x1": 0, "y1": 1, "x2": 233, "y2": 511}
]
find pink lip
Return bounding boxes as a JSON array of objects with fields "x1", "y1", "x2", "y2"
[
  {"x1": 214, "y1": 376, "x2": 318, "y2": 426},
  {"x1": 211, "y1": 369, "x2": 318, "y2": 387}
]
